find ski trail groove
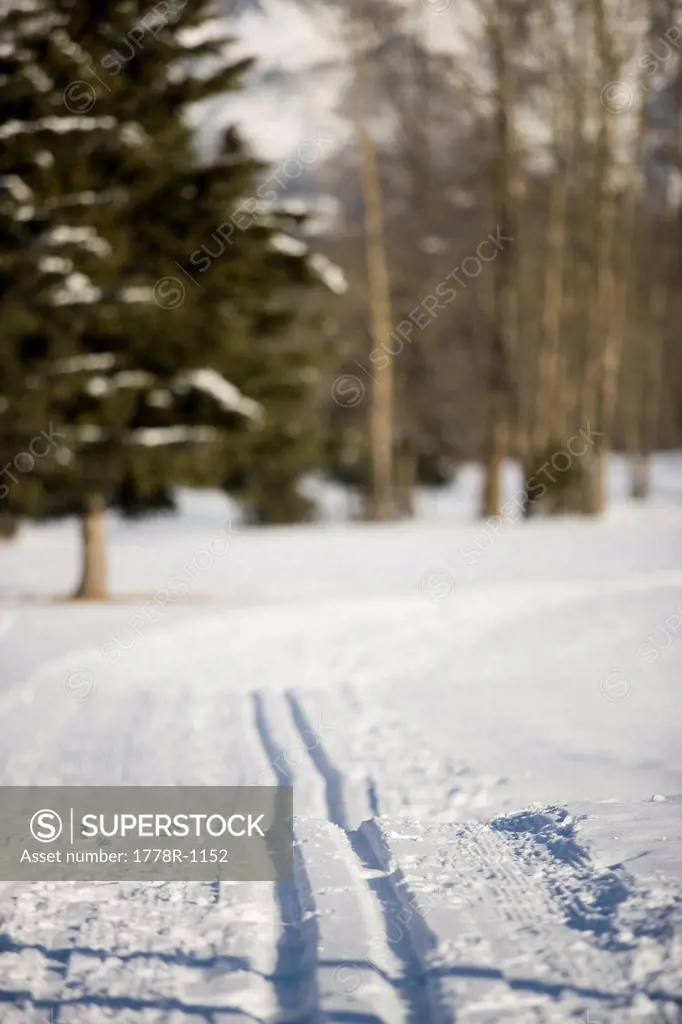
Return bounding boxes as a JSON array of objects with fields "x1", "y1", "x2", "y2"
[
  {"x1": 251, "y1": 691, "x2": 321, "y2": 1024},
  {"x1": 284, "y1": 689, "x2": 450, "y2": 1024},
  {"x1": 285, "y1": 690, "x2": 348, "y2": 829}
]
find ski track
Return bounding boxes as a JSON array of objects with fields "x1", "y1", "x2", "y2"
[{"x1": 0, "y1": 680, "x2": 681, "y2": 1021}]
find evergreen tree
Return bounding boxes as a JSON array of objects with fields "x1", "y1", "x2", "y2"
[{"x1": 0, "y1": 0, "x2": 335, "y2": 594}]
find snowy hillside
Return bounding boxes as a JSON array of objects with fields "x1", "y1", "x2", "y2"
[{"x1": 0, "y1": 454, "x2": 681, "y2": 1021}]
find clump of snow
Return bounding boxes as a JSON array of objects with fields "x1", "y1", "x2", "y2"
[
  {"x1": 22, "y1": 61, "x2": 52, "y2": 91},
  {"x1": 85, "y1": 371, "x2": 155, "y2": 397},
  {"x1": 119, "y1": 123, "x2": 149, "y2": 148},
  {"x1": 0, "y1": 116, "x2": 117, "y2": 139},
  {"x1": 177, "y1": 18, "x2": 235, "y2": 47},
  {"x1": 50, "y1": 271, "x2": 102, "y2": 306},
  {"x1": 180, "y1": 367, "x2": 264, "y2": 423},
  {"x1": 45, "y1": 226, "x2": 112, "y2": 258},
  {"x1": 308, "y1": 252, "x2": 347, "y2": 294},
  {"x1": 0, "y1": 175, "x2": 33, "y2": 202},
  {"x1": 268, "y1": 233, "x2": 347, "y2": 293},
  {"x1": 119, "y1": 286, "x2": 154, "y2": 303},
  {"x1": 269, "y1": 232, "x2": 309, "y2": 257},
  {"x1": 126, "y1": 425, "x2": 219, "y2": 447},
  {"x1": 38, "y1": 255, "x2": 73, "y2": 274}
]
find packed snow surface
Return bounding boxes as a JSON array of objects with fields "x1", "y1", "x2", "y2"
[{"x1": 0, "y1": 454, "x2": 681, "y2": 1022}]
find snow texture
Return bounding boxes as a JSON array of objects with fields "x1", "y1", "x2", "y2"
[
  {"x1": 0, "y1": 453, "x2": 681, "y2": 1021},
  {"x1": 179, "y1": 368, "x2": 264, "y2": 423}
]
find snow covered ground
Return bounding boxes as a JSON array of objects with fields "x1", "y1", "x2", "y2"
[{"x1": 0, "y1": 454, "x2": 681, "y2": 1022}]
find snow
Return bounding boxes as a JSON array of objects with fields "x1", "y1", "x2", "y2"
[
  {"x1": 125, "y1": 425, "x2": 219, "y2": 447},
  {"x1": 192, "y1": 0, "x2": 489, "y2": 166},
  {"x1": 308, "y1": 251, "x2": 348, "y2": 294},
  {"x1": 0, "y1": 175, "x2": 33, "y2": 203},
  {"x1": 277, "y1": 194, "x2": 342, "y2": 235},
  {"x1": 197, "y1": 0, "x2": 349, "y2": 163},
  {"x1": 269, "y1": 231, "x2": 309, "y2": 257},
  {"x1": 38, "y1": 255, "x2": 73, "y2": 274},
  {"x1": 0, "y1": 116, "x2": 117, "y2": 139},
  {"x1": 21, "y1": 61, "x2": 52, "y2": 91},
  {"x1": 180, "y1": 367, "x2": 264, "y2": 422},
  {"x1": 177, "y1": 17, "x2": 235, "y2": 48},
  {"x1": 0, "y1": 452, "x2": 681, "y2": 1021},
  {"x1": 269, "y1": 233, "x2": 348, "y2": 292},
  {"x1": 84, "y1": 371, "x2": 153, "y2": 396},
  {"x1": 49, "y1": 270, "x2": 102, "y2": 306},
  {"x1": 118, "y1": 285, "x2": 154, "y2": 303},
  {"x1": 45, "y1": 226, "x2": 111, "y2": 259}
]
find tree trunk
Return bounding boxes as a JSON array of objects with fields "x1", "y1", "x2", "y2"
[
  {"x1": 482, "y1": 3, "x2": 516, "y2": 521},
  {"x1": 587, "y1": 436, "x2": 609, "y2": 515},
  {"x1": 75, "y1": 492, "x2": 107, "y2": 600},
  {"x1": 582, "y1": 0, "x2": 618, "y2": 516},
  {"x1": 352, "y1": 0, "x2": 394, "y2": 522},
  {"x1": 481, "y1": 412, "x2": 507, "y2": 518},
  {"x1": 0, "y1": 515, "x2": 19, "y2": 540},
  {"x1": 534, "y1": 164, "x2": 568, "y2": 450},
  {"x1": 395, "y1": 439, "x2": 417, "y2": 518},
  {"x1": 630, "y1": 451, "x2": 650, "y2": 500}
]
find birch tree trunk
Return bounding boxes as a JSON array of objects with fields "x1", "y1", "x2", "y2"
[
  {"x1": 75, "y1": 492, "x2": 108, "y2": 600},
  {"x1": 582, "y1": 0, "x2": 619, "y2": 514},
  {"x1": 481, "y1": 0, "x2": 516, "y2": 518},
  {"x1": 352, "y1": 0, "x2": 395, "y2": 521}
]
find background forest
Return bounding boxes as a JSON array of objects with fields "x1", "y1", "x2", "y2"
[{"x1": 1, "y1": 0, "x2": 681, "y2": 596}]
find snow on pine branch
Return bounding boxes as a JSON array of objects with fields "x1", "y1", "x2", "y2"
[
  {"x1": 46, "y1": 225, "x2": 113, "y2": 258},
  {"x1": 72, "y1": 425, "x2": 220, "y2": 447},
  {"x1": 50, "y1": 272, "x2": 101, "y2": 306},
  {"x1": 178, "y1": 368, "x2": 264, "y2": 422},
  {"x1": 0, "y1": 175, "x2": 33, "y2": 203},
  {"x1": 20, "y1": 357, "x2": 263, "y2": 428},
  {"x1": 0, "y1": 116, "x2": 117, "y2": 139},
  {"x1": 76, "y1": 365, "x2": 264, "y2": 423},
  {"x1": 308, "y1": 252, "x2": 347, "y2": 295},
  {"x1": 268, "y1": 232, "x2": 348, "y2": 294},
  {"x1": 269, "y1": 232, "x2": 308, "y2": 257},
  {"x1": 176, "y1": 18, "x2": 235, "y2": 48},
  {"x1": 127, "y1": 426, "x2": 219, "y2": 447}
]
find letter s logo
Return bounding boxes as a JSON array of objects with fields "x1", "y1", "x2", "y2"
[{"x1": 30, "y1": 809, "x2": 63, "y2": 843}]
